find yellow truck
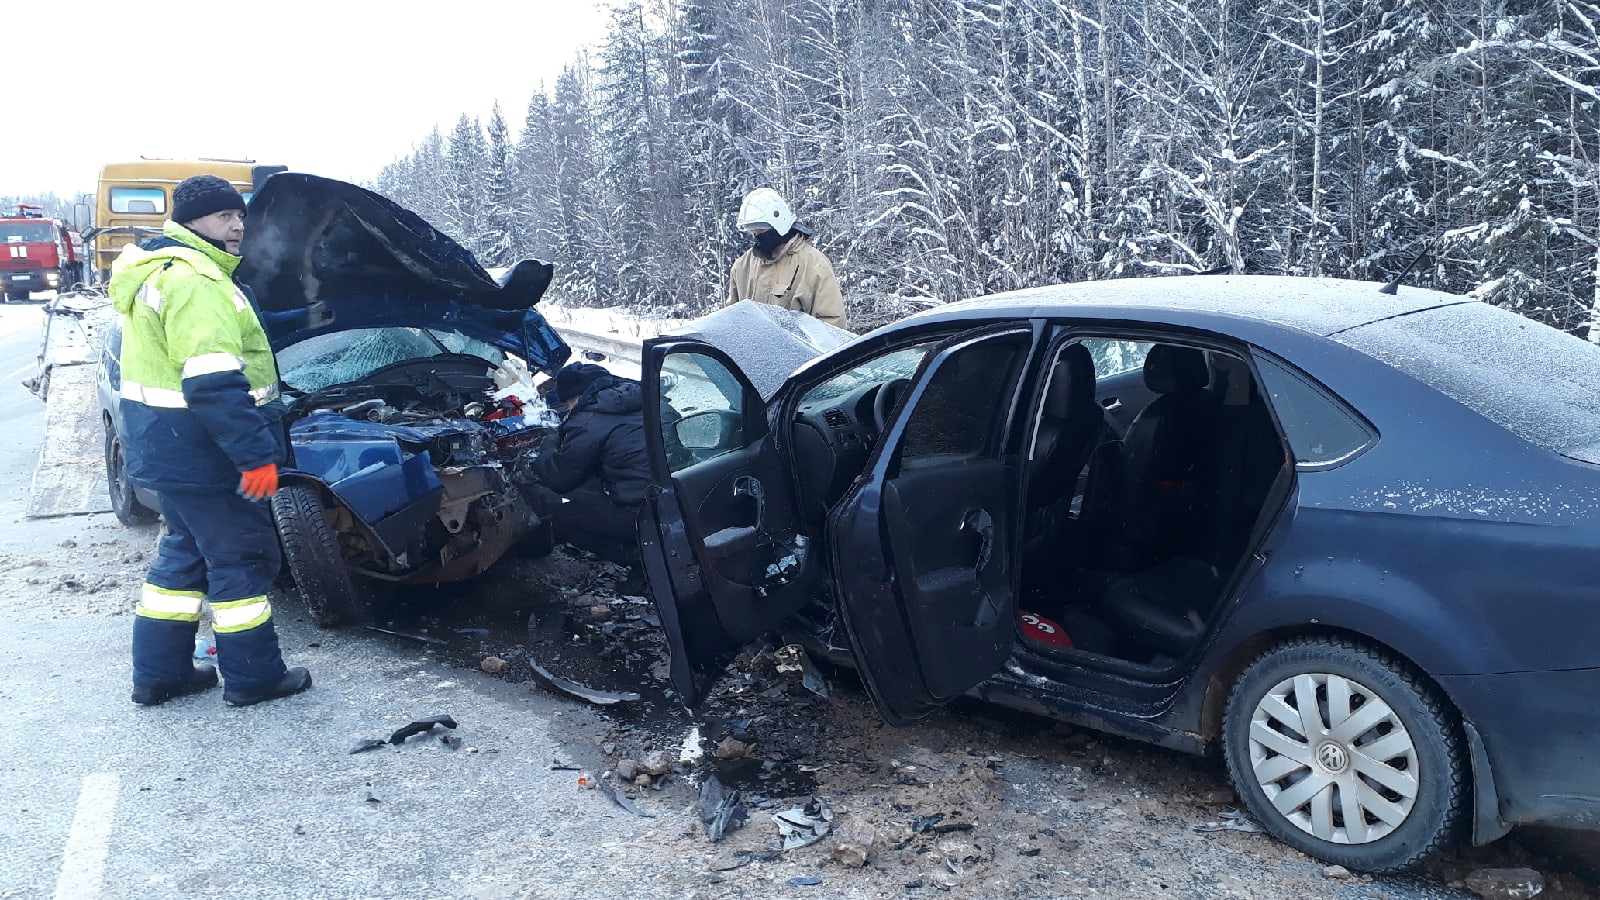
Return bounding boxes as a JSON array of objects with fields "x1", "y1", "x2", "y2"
[{"x1": 88, "y1": 158, "x2": 286, "y2": 280}]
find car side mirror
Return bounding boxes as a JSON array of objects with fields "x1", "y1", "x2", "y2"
[{"x1": 676, "y1": 410, "x2": 737, "y2": 451}]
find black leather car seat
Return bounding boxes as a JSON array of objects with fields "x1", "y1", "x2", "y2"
[
  {"x1": 1099, "y1": 344, "x2": 1218, "y2": 570},
  {"x1": 1028, "y1": 343, "x2": 1103, "y2": 510}
]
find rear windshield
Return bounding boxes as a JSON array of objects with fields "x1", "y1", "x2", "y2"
[
  {"x1": 2, "y1": 222, "x2": 54, "y2": 242},
  {"x1": 1338, "y1": 302, "x2": 1600, "y2": 463}
]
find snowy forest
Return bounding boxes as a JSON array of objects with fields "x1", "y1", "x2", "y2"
[{"x1": 374, "y1": 0, "x2": 1600, "y2": 335}]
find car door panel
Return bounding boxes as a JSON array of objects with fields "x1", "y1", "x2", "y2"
[
  {"x1": 830, "y1": 325, "x2": 1039, "y2": 723},
  {"x1": 638, "y1": 339, "x2": 817, "y2": 706}
]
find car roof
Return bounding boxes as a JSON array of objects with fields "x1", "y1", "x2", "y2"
[{"x1": 888, "y1": 274, "x2": 1472, "y2": 338}]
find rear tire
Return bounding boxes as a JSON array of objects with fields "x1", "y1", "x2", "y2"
[
  {"x1": 1222, "y1": 637, "x2": 1466, "y2": 873},
  {"x1": 104, "y1": 423, "x2": 158, "y2": 525},
  {"x1": 272, "y1": 484, "x2": 362, "y2": 628}
]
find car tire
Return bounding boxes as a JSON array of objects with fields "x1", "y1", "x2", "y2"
[
  {"x1": 1222, "y1": 637, "x2": 1466, "y2": 873},
  {"x1": 104, "y1": 423, "x2": 158, "y2": 525},
  {"x1": 272, "y1": 484, "x2": 362, "y2": 628}
]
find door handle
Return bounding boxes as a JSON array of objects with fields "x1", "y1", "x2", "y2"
[
  {"x1": 733, "y1": 475, "x2": 765, "y2": 530},
  {"x1": 960, "y1": 508, "x2": 994, "y2": 574}
]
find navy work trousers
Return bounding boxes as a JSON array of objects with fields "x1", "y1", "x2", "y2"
[{"x1": 132, "y1": 489, "x2": 288, "y2": 693}]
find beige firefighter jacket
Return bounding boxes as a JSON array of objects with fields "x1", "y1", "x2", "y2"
[{"x1": 726, "y1": 234, "x2": 846, "y2": 329}]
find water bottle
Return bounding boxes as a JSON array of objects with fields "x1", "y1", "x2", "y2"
[{"x1": 194, "y1": 635, "x2": 216, "y2": 661}]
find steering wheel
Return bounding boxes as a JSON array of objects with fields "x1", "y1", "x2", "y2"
[{"x1": 872, "y1": 378, "x2": 912, "y2": 435}]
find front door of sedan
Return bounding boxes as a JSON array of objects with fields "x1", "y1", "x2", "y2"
[
  {"x1": 638, "y1": 339, "x2": 819, "y2": 706},
  {"x1": 829, "y1": 326, "x2": 1041, "y2": 723}
]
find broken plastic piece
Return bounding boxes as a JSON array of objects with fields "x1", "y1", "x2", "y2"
[
  {"x1": 348, "y1": 739, "x2": 387, "y2": 755},
  {"x1": 389, "y1": 714, "x2": 459, "y2": 745},
  {"x1": 911, "y1": 814, "x2": 945, "y2": 833},
  {"x1": 773, "y1": 797, "x2": 833, "y2": 851},
  {"x1": 596, "y1": 778, "x2": 655, "y2": 817},
  {"x1": 526, "y1": 656, "x2": 640, "y2": 705},
  {"x1": 787, "y1": 877, "x2": 823, "y2": 887},
  {"x1": 699, "y1": 775, "x2": 748, "y2": 843}
]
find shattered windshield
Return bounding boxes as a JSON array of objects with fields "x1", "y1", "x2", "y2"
[{"x1": 278, "y1": 327, "x2": 506, "y2": 392}]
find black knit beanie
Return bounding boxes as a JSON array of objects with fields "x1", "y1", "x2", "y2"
[{"x1": 172, "y1": 175, "x2": 247, "y2": 224}]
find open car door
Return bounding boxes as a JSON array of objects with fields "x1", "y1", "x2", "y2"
[
  {"x1": 638, "y1": 339, "x2": 820, "y2": 706},
  {"x1": 828, "y1": 325, "x2": 1039, "y2": 723}
]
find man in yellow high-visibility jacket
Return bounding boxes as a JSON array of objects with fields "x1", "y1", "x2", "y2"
[{"x1": 110, "y1": 174, "x2": 311, "y2": 707}]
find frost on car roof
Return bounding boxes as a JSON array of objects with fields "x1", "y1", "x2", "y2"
[
  {"x1": 919, "y1": 275, "x2": 1468, "y2": 337},
  {"x1": 1337, "y1": 302, "x2": 1600, "y2": 463},
  {"x1": 664, "y1": 300, "x2": 854, "y2": 399}
]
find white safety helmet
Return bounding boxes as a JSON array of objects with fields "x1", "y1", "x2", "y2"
[{"x1": 735, "y1": 187, "x2": 795, "y2": 237}]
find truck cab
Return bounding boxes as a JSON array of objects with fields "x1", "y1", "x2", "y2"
[{"x1": 0, "y1": 206, "x2": 84, "y2": 301}]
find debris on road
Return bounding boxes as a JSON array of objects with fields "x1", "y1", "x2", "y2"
[
  {"x1": 596, "y1": 777, "x2": 655, "y2": 818},
  {"x1": 774, "y1": 797, "x2": 833, "y2": 851},
  {"x1": 480, "y1": 656, "x2": 507, "y2": 674},
  {"x1": 831, "y1": 821, "x2": 877, "y2": 868},
  {"x1": 637, "y1": 750, "x2": 673, "y2": 776},
  {"x1": 1322, "y1": 865, "x2": 1352, "y2": 880},
  {"x1": 364, "y1": 625, "x2": 447, "y2": 645},
  {"x1": 1463, "y1": 868, "x2": 1545, "y2": 899},
  {"x1": 349, "y1": 739, "x2": 388, "y2": 755},
  {"x1": 1193, "y1": 808, "x2": 1264, "y2": 834},
  {"x1": 713, "y1": 736, "x2": 753, "y2": 759},
  {"x1": 526, "y1": 655, "x2": 640, "y2": 705},
  {"x1": 698, "y1": 774, "x2": 747, "y2": 842},
  {"x1": 389, "y1": 715, "x2": 459, "y2": 745},
  {"x1": 772, "y1": 644, "x2": 829, "y2": 698},
  {"x1": 786, "y1": 876, "x2": 823, "y2": 886}
]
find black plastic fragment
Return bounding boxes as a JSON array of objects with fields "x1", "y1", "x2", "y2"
[
  {"x1": 349, "y1": 739, "x2": 388, "y2": 755},
  {"x1": 698, "y1": 775, "x2": 748, "y2": 843},
  {"x1": 389, "y1": 715, "x2": 459, "y2": 745}
]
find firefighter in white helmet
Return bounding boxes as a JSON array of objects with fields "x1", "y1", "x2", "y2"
[{"x1": 727, "y1": 187, "x2": 845, "y2": 328}]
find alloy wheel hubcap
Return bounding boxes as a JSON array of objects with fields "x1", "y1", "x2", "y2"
[{"x1": 1247, "y1": 673, "x2": 1419, "y2": 844}]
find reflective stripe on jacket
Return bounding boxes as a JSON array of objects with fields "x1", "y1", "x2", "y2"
[
  {"x1": 109, "y1": 221, "x2": 285, "y2": 492},
  {"x1": 727, "y1": 234, "x2": 846, "y2": 328}
]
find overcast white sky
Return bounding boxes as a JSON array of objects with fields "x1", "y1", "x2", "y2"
[{"x1": 0, "y1": 0, "x2": 611, "y2": 198}]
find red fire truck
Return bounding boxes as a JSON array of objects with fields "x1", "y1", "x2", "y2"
[{"x1": 0, "y1": 205, "x2": 86, "y2": 302}]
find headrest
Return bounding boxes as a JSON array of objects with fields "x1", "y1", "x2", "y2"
[
  {"x1": 1044, "y1": 343, "x2": 1096, "y2": 418},
  {"x1": 1143, "y1": 344, "x2": 1209, "y2": 394}
]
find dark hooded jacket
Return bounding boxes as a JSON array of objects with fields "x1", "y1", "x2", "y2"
[{"x1": 531, "y1": 374, "x2": 650, "y2": 506}]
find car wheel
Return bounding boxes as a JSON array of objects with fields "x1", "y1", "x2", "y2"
[
  {"x1": 104, "y1": 423, "x2": 158, "y2": 525},
  {"x1": 272, "y1": 484, "x2": 362, "y2": 628},
  {"x1": 1222, "y1": 637, "x2": 1466, "y2": 873}
]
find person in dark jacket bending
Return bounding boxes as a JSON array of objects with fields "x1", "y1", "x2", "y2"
[{"x1": 530, "y1": 363, "x2": 651, "y2": 565}]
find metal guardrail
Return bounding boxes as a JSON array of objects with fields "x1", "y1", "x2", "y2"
[{"x1": 551, "y1": 325, "x2": 644, "y2": 367}]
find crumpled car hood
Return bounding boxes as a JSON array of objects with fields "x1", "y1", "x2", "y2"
[
  {"x1": 237, "y1": 172, "x2": 571, "y2": 374},
  {"x1": 660, "y1": 300, "x2": 855, "y2": 399}
]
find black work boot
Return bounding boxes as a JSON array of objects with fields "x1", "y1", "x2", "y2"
[
  {"x1": 131, "y1": 664, "x2": 219, "y2": 706},
  {"x1": 223, "y1": 667, "x2": 313, "y2": 707}
]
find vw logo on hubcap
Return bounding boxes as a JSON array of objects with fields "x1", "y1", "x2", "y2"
[{"x1": 1315, "y1": 740, "x2": 1350, "y2": 774}]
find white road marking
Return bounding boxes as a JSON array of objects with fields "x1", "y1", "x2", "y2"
[
  {"x1": 1, "y1": 362, "x2": 37, "y2": 381},
  {"x1": 52, "y1": 772, "x2": 119, "y2": 900}
]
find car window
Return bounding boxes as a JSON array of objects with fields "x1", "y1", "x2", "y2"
[
  {"x1": 110, "y1": 187, "x2": 166, "y2": 215},
  {"x1": 898, "y1": 333, "x2": 1030, "y2": 470},
  {"x1": 2, "y1": 222, "x2": 55, "y2": 242},
  {"x1": 800, "y1": 343, "x2": 935, "y2": 406},
  {"x1": 1253, "y1": 354, "x2": 1375, "y2": 467},
  {"x1": 277, "y1": 327, "x2": 504, "y2": 392},
  {"x1": 1077, "y1": 338, "x2": 1150, "y2": 377},
  {"x1": 659, "y1": 350, "x2": 746, "y2": 472}
]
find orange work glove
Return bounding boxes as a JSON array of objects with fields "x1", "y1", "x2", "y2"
[{"x1": 238, "y1": 463, "x2": 279, "y2": 501}]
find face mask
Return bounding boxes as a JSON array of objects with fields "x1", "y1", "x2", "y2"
[{"x1": 753, "y1": 228, "x2": 788, "y2": 256}]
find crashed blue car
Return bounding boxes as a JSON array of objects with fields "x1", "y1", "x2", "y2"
[{"x1": 98, "y1": 173, "x2": 571, "y2": 625}]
